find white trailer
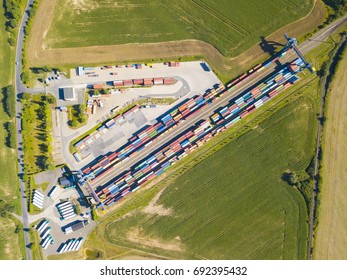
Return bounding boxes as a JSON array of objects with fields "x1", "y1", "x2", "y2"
[
  {"x1": 71, "y1": 240, "x2": 80, "y2": 251},
  {"x1": 57, "y1": 201, "x2": 70, "y2": 208},
  {"x1": 68, "y1": 240, "x2": 78, "y2": 252},
  {"x1": 61, "y1": 209, "x2": 75, "y2": 216},
  {"x1": 41, "y1": 227, "x2": 51, "y2": 239},
  {"x1": 58, "y1": 243, "x2": 68, "y2": 254},
  {"x1": 63, "y1": 240, "x2": 73, "y2": 253},
  {"x1": 36, "y1": 220, "x2": 48, "y2": 232},
  {"x1": 33, "y1": 201, "x2": 43, "y2": 209},
  {"x1": 33, "y1": 194, "x2": 44, "y2": 202},
  {"x1": 34, "y1": 190, "x2": 44, "y2": 198},
  {"x1": 48, "y1": 186, "x2": 58, "y2": 198},
  {"x1": 62, "y1": 212, "x2": 76, "y2": 220},
  {"x1": 61, "y1": 209, "x2": 75, "y2": 215},
  {"x1": 33, "y1": 198, "x2": 44, "y2": 205},
  {"x1": 65, "y1": 239, "x2": 76, "y2": 252},
  {"x1": 75, "y1": 238, "x2": 84, "y2": 251},
  {"x1": 42, "y1": 239, "x2": 52, "y2": 250},
  {"x1": 59, "y1": 206, "x2": 74, "y2": 213},
  {"x1": 42, "y1": 242, "x2": 50, "y2": 250},
  {"x1": 41, "y1": 235, "x2": 52, "y2": 247},
  {"x1": 57, "y1": 204, "x2": 72, "y2": 211},
  {"x1": 38, "y1": 221, "x2": 50, "y2": 234}
]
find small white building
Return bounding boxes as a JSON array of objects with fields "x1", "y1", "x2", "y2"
[{"x1": 76, "y1": 66, "x2": 84, "y2": 76}]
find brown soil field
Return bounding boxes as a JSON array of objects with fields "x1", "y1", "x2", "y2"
[
  {"x1": 27, "y1": 0, "x2": 326, "y2": 78},
  {"x1": 314, "y1": 51, "x2": 347, "y2": 259}
]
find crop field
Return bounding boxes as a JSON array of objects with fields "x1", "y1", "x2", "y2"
[
  {"x1": 46, "y1": 0, "x2": 313, "y2": 55},
  {"x1": 314, "y1": 49, "x2": 347, "y2": 260},
  {"x1": 92, "y1": 94, "x2": 316, "y2": 260},
  {"x1": 0, "y1": 7, "x2": 24, "y2": 259},
  {"x1": 27, "y1": 0, "x2": 326, "y2": 79}
]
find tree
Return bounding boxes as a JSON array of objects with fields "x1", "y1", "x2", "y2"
[
  {"x1": 5, "y1": 122, "x2": 17, "y2": 149},
  {"x1": 70, "y1": 119, "x2": 78, "y2": 127},
  {"x1": 79, "y1": 114, "x2": 88, "y2": 123},
  {"x1": 3, "y1": 85, "x2": 16, "y2": 118}
]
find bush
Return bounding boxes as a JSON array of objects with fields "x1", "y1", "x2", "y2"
[
  {"x1": 8, "y1": 37, "x2": 15, "y2": 46},
  {"x1": 21, "y1": 71, "x2": 30, "y2": 84},
  {"x1": 4, "y1": 122, "x2": 17, "y2": 149},
  {"x1": 22, "y1": 92, "x2": 31, "y2": 101}
]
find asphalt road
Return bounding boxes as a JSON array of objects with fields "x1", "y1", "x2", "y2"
[
  {"x1": 89, "y1": 14, "x2": 347, "y2": 190},
  {"x1": 15, "y1": 0, "x2": 36, "y2": 261},
  {"x1": 13, "y1": 0, "x2": 347, "y2": 260}
]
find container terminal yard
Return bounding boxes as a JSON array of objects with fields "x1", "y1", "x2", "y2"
[{"x1": 73, "y1": 34, "x2": 314, "y2": 210}]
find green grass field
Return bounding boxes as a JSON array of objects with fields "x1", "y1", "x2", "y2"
[
  {"x1": 0, "y1": 3, "x2": 25, "y2": 259},
  {"x1": 99, "y1": 93, "x2": 317, "y2": 260},
  {"x1": 47, "y1": 0, "x2": 313, "y2": 57}
]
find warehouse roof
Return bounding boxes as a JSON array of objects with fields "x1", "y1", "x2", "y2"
[
  {"x1": 63, "y1": 87, "x2": 76, "y2": 100},
  {"x1": 58, "y1": 176, "x2": 72, "y2": 187}
]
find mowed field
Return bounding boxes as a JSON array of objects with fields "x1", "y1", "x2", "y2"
[
  {"x1": 0, "y1": 4, "x2": 24, "y2": 259},
  {"x1": 89, "y1": 95, "x2": 317, "y2": 260},
  {"x1": 27, "y1": 0, "x2": 325, "y2": 78},
  {"x1": 314, "y1": 50, "x2": 347, "y2": 259}
]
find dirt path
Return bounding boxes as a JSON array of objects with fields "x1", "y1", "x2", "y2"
[
  {"x1": 314, "y1": 49, "x2": 347, "y2": 259},
  {"x1": 27, "y1": 0, "x2": 325, "y2": 77}
]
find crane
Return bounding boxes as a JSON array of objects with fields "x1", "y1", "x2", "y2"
[
  {"x1": 284, "y1": 33, "x2": 314, "y2": 73},
  {"x1": 75, "y1": 170, "x2": 107, "y2": 213}
]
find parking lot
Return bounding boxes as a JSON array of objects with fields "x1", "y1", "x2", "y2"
[{"x1": 29, "y1": 176, "x2": 96, "y2": 258}]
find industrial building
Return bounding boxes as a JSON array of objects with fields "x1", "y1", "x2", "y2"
[
  {"x1": 64, "y1": 220, "x2": 90, "y2": 234},
  {"x1": 58, "y1": 176, "x2": 73, "y2": 188},
  {"x1": 62, "y1": 87, "x2": 76, "y2": 101}
]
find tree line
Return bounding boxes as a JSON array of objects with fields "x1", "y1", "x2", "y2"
[{"x1": 1, "y1": 85, "x2": 17, "y2": 148}]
